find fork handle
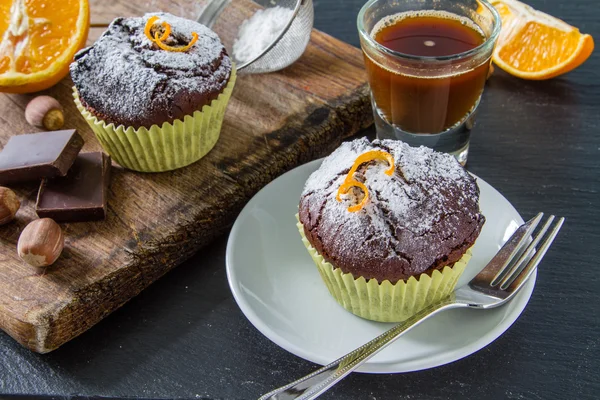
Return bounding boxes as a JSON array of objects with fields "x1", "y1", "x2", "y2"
[{"x1": 259, "y1": 297, "x2": 461, "y2": 400}]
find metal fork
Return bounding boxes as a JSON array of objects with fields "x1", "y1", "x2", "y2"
[{"x1": 259, "y1": 212, "x2": 564, "y2": 400}]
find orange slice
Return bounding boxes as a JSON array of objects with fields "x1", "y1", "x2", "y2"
[
  {"x1": 490, "y1": 0, "x2": 594, "y2": 80},
  {"x1": 0, "y1": 0, "x2": 90, "y2": 93}
]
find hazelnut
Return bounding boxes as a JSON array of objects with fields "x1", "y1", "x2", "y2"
[
  {"x1": 25, "y1": 96, "x2": 64, "y2": 131},
  {"x1": 17, "y1": 218, "x2": 64, "y2": 267},
  {"x1": 0, "y1": 186, "x2": 20, "y2": 225}
]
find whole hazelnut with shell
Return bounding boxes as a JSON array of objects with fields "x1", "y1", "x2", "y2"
[
  {"x1": 0, "y1": 186, "x2": 20, "y2": 225},
  {"x1": 17, "y1": 218, "x2": 64, "y2": 267},
  {"x1": 25, "y1": 96, "x2": 65, "y2": 131}
]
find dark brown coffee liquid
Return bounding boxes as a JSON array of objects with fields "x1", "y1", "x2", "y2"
[{"x1": 365, "y1": 11, "x2": 489, "y2": 133}]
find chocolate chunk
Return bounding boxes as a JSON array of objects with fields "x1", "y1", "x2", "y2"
[
  {"x1": 36, "y1": 152, "x2": 111, "y2": 223},
  {"x1": 0, "y1": 130, "x2": 84, "y2": 185}
]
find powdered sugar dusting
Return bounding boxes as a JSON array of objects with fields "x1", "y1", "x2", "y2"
[
  {"x1": 303, "y1": 137, "x2": 371, "y2": 194},
  {"x1": 232, "y1": 6, "x2": 295, "y2": 63},
  {"x1": 70, "y1": 13, "x2": 231, "y2": 127},
  {"x1": 303, "y1": 138, "x2": 474, "y2": 234},
  {"x1": 299, "y1": 138, "x2": 484, "y2": 281}
]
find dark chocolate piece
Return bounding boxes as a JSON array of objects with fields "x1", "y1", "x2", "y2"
[
  {"x1": 36, "y1": 152, "x2": 111, "y2": 223},
  {"x1": 0, "y1": 130, "x2": 84, "y2": 185}
]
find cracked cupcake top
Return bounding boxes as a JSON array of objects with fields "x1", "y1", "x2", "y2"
[
  {"x1": 70, "y1": 13, "x2": 232, "y2": 128},
  {"x1": 298, "y1": 138, "x2": 485, "y2": 283}
]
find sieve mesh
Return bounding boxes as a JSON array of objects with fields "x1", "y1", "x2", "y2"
[{"x1": 199, "y1": 0, "x2": 314, "y2": 74}]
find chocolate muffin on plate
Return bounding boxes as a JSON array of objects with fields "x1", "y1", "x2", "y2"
[
  {"x1": 297, "y1": 138, "x2": 485, "y2": 322},
  {"x1": 71, "y1": 12, "x2": 236, "y2": 172}
]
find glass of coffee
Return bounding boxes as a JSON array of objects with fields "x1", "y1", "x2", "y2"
[{"x1": 358, "y1": 0, "x2": 501, "y2": 164}]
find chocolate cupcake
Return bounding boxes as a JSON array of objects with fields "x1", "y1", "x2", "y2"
[
  {"x1": 71, "y1": 12, "x2": 236, "y2": 172},
  {"x1": 298, "y1": 138, "x2": 485, "y2": 322}
]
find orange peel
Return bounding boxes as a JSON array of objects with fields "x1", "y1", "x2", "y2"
[
  {"x1": 143, "y1": 16, "x2": 198, "y2": 52},
  {"x1": 144, "y1": 16, "x2": 170, "y2": 42},
  {"x1": 154, "y1": 32, "x2": 198, "y2": 52},
  {"x1": 336, "y1": 150, "x2": 395, "y2": 212},
  {"x1": 346, "y1": 150, "x2": 395, "y2": 180},
  {"x1": 336, "y1": 181, "x2": 369, "y2": 213}
]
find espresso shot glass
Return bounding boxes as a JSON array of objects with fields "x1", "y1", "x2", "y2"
[{"x1": 358, "y1": 0, "x2": 501, "y2": 164}]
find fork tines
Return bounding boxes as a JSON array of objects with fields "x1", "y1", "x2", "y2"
[{"x1": 491, "y1": 212, "x2": 565, "y2": 290}]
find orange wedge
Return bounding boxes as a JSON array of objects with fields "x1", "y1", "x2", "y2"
[
  {"x1": 0, "y1": 0, "x2": 90, "y2": 93},
  {"x1": 491, "y1": 0, "x2": 594, "y2": 80}
]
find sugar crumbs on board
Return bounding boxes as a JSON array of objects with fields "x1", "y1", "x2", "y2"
[{"x1": 232, "y1": 6, "x2": 294, "y2": 64}]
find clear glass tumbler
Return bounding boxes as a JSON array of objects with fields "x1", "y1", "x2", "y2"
[{"x1": 358, "y1": 0, "x2": 501, "y2": 164}]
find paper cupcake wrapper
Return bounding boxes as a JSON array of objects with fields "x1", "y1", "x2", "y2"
[
  {"x1": 73, "y1": 67, "x2": 237, "y2": 172},
  {"x1": 297, "y1": 218, "x2": 471, "y2": 322}
]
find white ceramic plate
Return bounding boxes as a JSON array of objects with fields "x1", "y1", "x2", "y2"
[{"x1": 226, "y1": 159, "x2": 534, "y2": 373}]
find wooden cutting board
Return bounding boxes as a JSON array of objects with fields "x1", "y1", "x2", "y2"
[{"x1": 0, "y1": 0, "x2": 371, "y2": 353}]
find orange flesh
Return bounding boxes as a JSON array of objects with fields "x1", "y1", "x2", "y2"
[
  {"x1": 0, "y1": 0, "x2": 89, "y2": 93},
  {"x1": 497, "y1": 20, "x2": 588, "y2": 72},
  {"x1": 491, "y1": 0, "x2": 594, "y2": 79},
  {"x1": 0, "y1": 0, "x2": 83, "y2": 74}
]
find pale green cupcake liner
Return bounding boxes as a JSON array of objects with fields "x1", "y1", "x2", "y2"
[
  {"x1": 297, "y1": 217, "x2": 471, "y2": 322},
  {"x1": 73, "y1": 67, "x2": 237, "y2": 172}
]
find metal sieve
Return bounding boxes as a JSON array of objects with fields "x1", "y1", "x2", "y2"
[{"x1": 198, "y1": 0, "x2": 314, "y2": 74}]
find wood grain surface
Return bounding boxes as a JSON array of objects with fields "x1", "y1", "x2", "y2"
[
  {"x1": 1, "y1": 0, "x2": 599, "y2": 399},
  {"x1": 0, "y1": 0, "x2": 371, "y2": 353}
]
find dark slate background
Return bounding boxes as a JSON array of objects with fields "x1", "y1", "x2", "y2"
[{"x1": 2, "y1": 0, "x2": 599, "y2": 399}]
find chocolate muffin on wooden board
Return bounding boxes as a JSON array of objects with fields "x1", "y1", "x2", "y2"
[
  {"x1": 71, "y1": 12, "x2": 232, "y2": 129},
  {"x1": 299, "y1": 138, "x2": 485, "y2": 284},
  {"x1": 71, "y1": 13, "x2": 237, "y2": 172}
]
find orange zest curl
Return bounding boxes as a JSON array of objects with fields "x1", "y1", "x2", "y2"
[
  {"x1": 346, "y1": 150, "x2": 395, "y2": 179},
  {"x1": 336, "y1": 181, "x2": 369, "y2": 213},
  {"x1": 154, "y1": 32, "x2": 198, "y2": 52},
  {"x1": 144, "y1": 16, "x2": 170, "y2": 42},
  {"x1": 144, "y1": 16, "x2": 198, "y2": 52},
  {"x1": 336, "y1": 150, "x2": 395, "y2": 213}
]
